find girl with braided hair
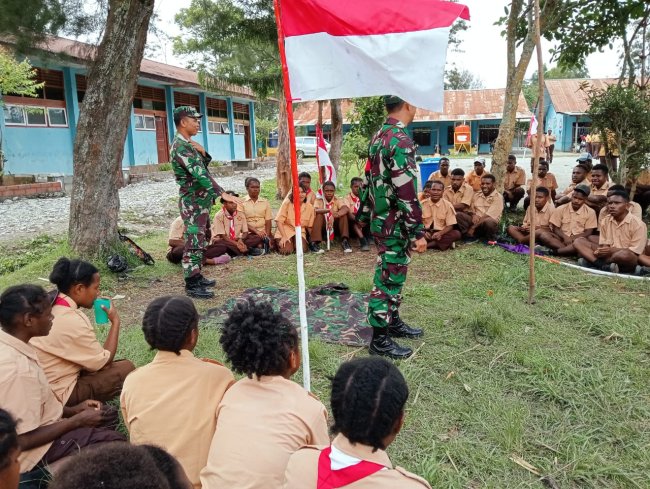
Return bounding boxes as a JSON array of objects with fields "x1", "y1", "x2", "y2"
[
  {"x1": 282, "y1": 357, "x2": 431, "y2": 489},
  {"x1": 120, "y1": 296, "x2": 234, "y2": 489},
  {"x1": 201, "y1": 300, "x2": 329, "y2": 489}
]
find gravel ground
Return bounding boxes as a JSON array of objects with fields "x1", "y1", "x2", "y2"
[{"x1": 0, "y1": 154, "x2": 582, "y2": 244}]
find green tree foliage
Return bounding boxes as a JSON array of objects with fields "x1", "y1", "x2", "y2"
[
  {"x1": 444, "y1": 66, "x2": 484, "y2": 90},
  {"x1": 0, "y1": 48, "x2": 43, "y2": 99}
]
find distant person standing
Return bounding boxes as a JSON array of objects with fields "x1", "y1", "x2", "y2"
[
  {"x1": 546, "y1": 129, "x2": 557, "y2": 163},
  {"x1": 358, "y1": 96, "x2": 427, "y2": 360},
  {"x1": 170, "y1": 106, "x2": 241, "y2": 299}
]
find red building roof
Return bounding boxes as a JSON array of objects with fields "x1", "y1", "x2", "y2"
[{"x1": 545, "y1": 78, "x2": 617, "y2": 115}]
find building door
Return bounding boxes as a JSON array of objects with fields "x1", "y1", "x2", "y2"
[
  {"x1": 155, "y1": 116, "x2": 170, "y2": 163},
  {"x1": 244, "y1": 125, "x2": 252, "y2": 159}
]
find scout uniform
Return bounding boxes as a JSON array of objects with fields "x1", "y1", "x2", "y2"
[
  {"x1": 120, "y1": 350, "x2": 235, "y2": 489},
  {"x1": 527, "y1": 173, "x2": 558, "y2": 194},
  {"x1": 312, "y1": 195, "x2": 350, "y2": 243},
  {"x1": 599, "y1": 201, "x2": 643, "y2": 221},
  {"x1": 283, "y1": 188, "x2": 317, "y2": 206},
  {"x1": 428, "y1": 170, "x2": 451, "y2": 188},
  {"x1": 31, "y1": 294, "x2": 133, "y2": 406},
  {"x1": 170, "y1": 106, "x2": 224, "y2": 281},
  {"x1": 471, "y1": 190, "x2": 504, "y2": 223},
  {"x1": 358, "y1": 114, "x2": 424, "y2": 330},
  {"x1": 549, "y1": 203, "x2": 598, "y2": 237},
  {"x1": 211, "y1": 207, "x2": 262, "y2": 256},
  {"x1": 465, "y1": 169, "x2": 485, "y2": 192},
  {"x1": 421, "y1": 198, "x2": 461, "y2": 251},
  {"x1": 274, "y1": 199, "x2": 316, "y2": 254},
  {"x1": 598, "y1": 213, "x2": 648, "y2": 254},
  {"x1": 560, "y1": 178, "x2": 589, "y2": 197},
  {"x1": 242, "y1": 195, "x2": 273, "y2": 233},
  {"x1": 504, "y1": 166, "x2": 526, "y2": 191},
  {"x1": 166, "y1": 216, "x2": 185, "y2": 263},
  {"x1": 591, "y1": 180, "x2": 611, "y2": 197},
  {"x1": 443, "y1": 183, "x2": 474, "y2": 209},
  {"x1": 521, "y1": 201, "x2": 554, "y2": 230},
  {"x1": 282, "y1": 434, "x2": 431, "y2": 489},
  {"x1": 200, "y1": 375, "x2": 329, "y2": 489}
]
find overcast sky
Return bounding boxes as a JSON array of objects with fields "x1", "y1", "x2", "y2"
[{"x1": 150, "y1": 0, "x2": 621, "y2": 88}]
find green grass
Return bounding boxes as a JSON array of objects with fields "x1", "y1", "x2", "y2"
[{"x1": 2, "y1": 225, "x2": 650, "y2": 487}]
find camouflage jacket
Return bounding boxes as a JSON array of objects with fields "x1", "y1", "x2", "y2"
[
  {"x1": 359, "y1": 117, "x2": 424, "y2": 243},
  {"x1": 170, "y1": 133, "x2": 224, "y2": 201}
]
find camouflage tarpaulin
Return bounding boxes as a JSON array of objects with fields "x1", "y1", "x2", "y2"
[{"x1": 202, "y1": 283, "x2": 372, "y2": 346}]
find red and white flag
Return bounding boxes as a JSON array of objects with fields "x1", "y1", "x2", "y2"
[
  {"x1": 278, "y1": 0, "x2": 470, "y2": 111},
  {"x1": 526, "y1": 114, "x2": 538, "y2": 148},
  {"x1": 316, "y1": 124, "x2": 336, "y2": 192}
]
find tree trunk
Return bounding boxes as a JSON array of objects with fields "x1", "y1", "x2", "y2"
[
  {"x1": 330, "y1": 99, "x2": 343, "y2": 173},
  {"x1": 275, "y1": 89, "x2": 292, "y2": 199},
  {"x1": 69, "y1": 0, "x2": 155, "y2": 255}
]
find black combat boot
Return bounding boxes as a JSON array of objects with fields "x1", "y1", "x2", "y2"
[
  {"x1": 368, "y1": 328, "x2": 413, "y2": 360},
  {"x1": 197, "y1": 275, "x2": 216, "y2": 287},
  {"x1": 388, "y1": 314, "x2": 424, "y2": 338},
  {"x1": 185, "y1": 276, "x2": 215, "y2": 299},
  {"x1": 359, "y1": 237, "x2": 370, "y2": 252}
]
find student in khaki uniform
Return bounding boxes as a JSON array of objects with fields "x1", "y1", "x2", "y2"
[
  {"x1": 507, "y1": 187, "x2": 554, "y2": 244},
  {"x1": 201, "y1": 301, "x2": 329, "y2": 489},
  {"x1": 342, "y1": 177, "x2": 370, "y2": 251},
  {"x1": 587, "y1": 164, "x2": 611, "y2": 213},
  {"x1": 31, "y1": 258, "x2": 134, "y2": 406},
  {"x1": 538, "y1": 185, "x2": 597, "y2": 256},
  {"x1": 443, "y1": 168, "x2": 474, "y2": 235},
  {"x1": 574, "y1": 191, "x2": 648, "y2": 273},
  {"x1": 211, "y1": 191, "x2": 264, "y2": 257},
  {"x1": 427, "y1": 157, "x2": 451, "y2": 188},
  {"x1": 467, "y1": 174, "x2": 504, "y2": 241},
  {"x1": 168, "y1": 217, "x2": 232, "y2": 266},
  {"x1": 599, "y1": 185, "x2": 643, "y2": 221},
  {"x1": 310, "y1": 181, "x2": 352, "y2": 253},
  {"x1": 121, "y1": 296, "x2": 235, "y2": 489},
  {"x1": 0, "y1": 285, "x2": 123, "y2": 484},
  {"x1": 555, "y1": 164, "x2": 590, "y2": 206},
  {"x1": 503, "y1": 154, "x2": 526, "y2": 210},
  {"x1": 283, "y1": 172, "x2": 317, "y2": 206},
  {"x1": 243, "y1": 177, "x2": 274, "y2": 252},
  {"x1": 465, "y1": 158, "x2": 486, "y2": 192},
  {"x1": 421, "y1": 180, "x2": 461, "y2": 251},
  {"x1": 282, "y1": 357, "x2": 431, "y2": 489},
  {"x1": 524, "y1": 160, "x2": 558, "y2": 208},
  {"x1": 275, "y1": 190, "x2": 316, "y2": 255}
]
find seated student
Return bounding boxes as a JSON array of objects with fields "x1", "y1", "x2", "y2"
[
  {"x1": 31, "y1": 258, "x2": 134, "y2": 406},
  {"x1": 201, "y1": 301, "x2": 329, "y2": 489},
  {"x1": 283, "y1": 172, "x2": 317, "y2": 206},
  {"x1": 555, "y1": 164, "x2": 590, "y2": 206},
  {"x1": 574, "y1": 190, "x2": 647, "y2": 273},
  {"x1": 503, "y1": 154, "x2": 526, "y2": 210},
  {"x1": 275, "y1": 189, "x2": 316, "y2": 255},
  {"x1": 422, "y1": 180, "x2": 461, "y2": 251},
  {"x1": 167, "y1": 217, "x2": 231, "y2": 266},
  {"x1": 0, "y1": 285, "x2": 124, "y2": 485},
  {"x1": 587, "y1": 163, "x2": 611, "y2": 212},
  {"x1": 507, "y1": 187, "x2": 554, "y2": 244},
  {"x1": 282, "y1": 357, "x2": 431, "y2": 489},
  {"x1": 427, "y1": 157, "x2": 451, "y2": 188},
  {"x1": 538, "y1": 185, "x2": 597, "y2": 256},
  {"x1": 0, "y1": 409, "x2": 20, "y2": 489},
  {"x1": 599, "y1": 184, "x2": 643, "y2": 221},
  {"x1": 627, "y1": 168, "x2": 650, "y2": 217},
  {"x1": 242, "y1": 177, "x2": 274, "y2": 252},
  {"x1": 342, "y1": 177, "x2": 370, "y2": 251},
  {"x1": 577, "y1": 153, "x2": 594, "y2": 177},
  {"x1": 210, "y1": 191, "x2": 264, "y2": 257},
  {"x1": 443, "y1": 168, "x2": 474, "y2": 234},
  {"x1": 121, "y1": 296, "x2": 234, "y2": 489},
  {"x1": 467, "y1": 174, "x2": 504, "y2": 241},
  {"x1": 465, "y1": 158, "x2": 486, "y2": 192},
  {"x1": 524, "y1": 160, "x2": 557, "y2": 209},
  {"x1": 311, "y1": 181, "x2": 352, "y2": 253}
]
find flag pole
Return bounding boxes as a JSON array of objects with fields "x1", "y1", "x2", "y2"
[
  {"x1": 274, "y1": 0, "x2": 311, "y2": 391},
  {"x1": 528, "y1": 0, "x2": 545, "y2": 305}
]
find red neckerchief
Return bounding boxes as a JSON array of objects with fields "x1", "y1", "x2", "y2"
[
  {"x1": 54, "y1": 296, "x2": 71, "y2": 307},
  {"x1": 349, "y1": 193, "x2": 360, "y2": 213},
  {"x1": 317, "y1": 446, "x2": 384, "y2": 489},
  {"x1": 325, "y1": 199, "x2": 335, "y2": 241},
  {"x1": 224, "y1": 210, "x2": 237, "y2": 239}
]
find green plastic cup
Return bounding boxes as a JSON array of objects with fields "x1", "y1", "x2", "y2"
[{"x1": 93, "y1": 298, "x2": 111, "y2": 325}]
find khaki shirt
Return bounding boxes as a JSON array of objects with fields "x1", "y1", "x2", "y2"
[
  {"x1": 637, "y1": 170, "x2": 650, "y2": 186},
  {"x1": 527, "y1": 173, "x2": 558, "y2": 192},
  {"x1": 0, "y1": 330, "x2": 63, "y2": 472},
  {"x1": 282, "y1": 434, "x2": 431, "y2": 489},
  {"x1": 465, "y1": 170, "x2": 485, "y2": 192},
  {"x1": 200, "y1": 375, "x2": 329, "y2": 489},
  {"x1": 549, "y1": 203, "x2": 598, "y2": 237},
  {"x1": 598, "y1": 212, "x2": 648, "y2": 255},
  {"x1": 213, "y1": 209, "x2": 248, "y2": 239},
  {"x1": 504, "y1": 166, "x2": 526, "y2": 190},
  {"x1": 471, "y1": 190, "x2": 504, "y2": 222},
  {"x1": 546, "y1": 133, "x2": 557, "y2": 147},
  {"x1": 428, "y1": 170, "x2": 451, "y2": 188},
  {"x1": 443, "y1": 183, "x2": 474, "y2": 208},
  {"x1": 242, "y1": 196, "x2": 273, "y2": 230},
  {"x1": 169, "y1": 216, "x2": 184, "y2": 241},
  {"x1": 314, "y1": 195, "x2": 348, "y2": 215},
  {"x1": 522, "y1": 201, "x2": 554, "y2": 230},
  {"x1": 561, "y1": 179, "x2": 589, "y2": 196},
  {"x1": 341, "y1": 193, "x2": 361, "y2": 215},
  {"x1": 282, "y1": 189, "x2": 317, "y2": 206},
  {"x1": 421, "y1": 198, "x2": 457, "y2": 230},
  {"x1": 599, "y1": 202, "x2": 643, "y2": 221},
  {"x1": 31, "y1": 294, "x2": 111, "y2": 404},
  {"x1": 121, "y1": 350, "x2": 235, "y2": 489},
  {"x1": 591, "y1": 181, "x2": 611, "y2": 197},
  {"x1": 274, "y1": 201, "x2": 316, "y2": 239}
]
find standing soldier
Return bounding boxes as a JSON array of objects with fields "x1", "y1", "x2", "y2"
[
  {"x1": 358, "y1": 96, "x2": 427, "y2": 359},
  {"x1": 170, "y1": 106, "x2": 240, "y2": 299}
]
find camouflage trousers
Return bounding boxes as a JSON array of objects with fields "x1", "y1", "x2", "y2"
[
  {"x1": 367, "y1": 235, "x2": 412, "y2": 329},
  {"x1": 180, "y1": 197, "x2": 211, "y2": 280}
]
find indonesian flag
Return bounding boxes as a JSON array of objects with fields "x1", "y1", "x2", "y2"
[
  {"x1": 278, "y1": 0, "x2": 470, "y2": 111},
  {"x1": 316, "y1": 124, "x2": 335, "y2": 195},
  {"x1": 526, "y1": 114, "x2": 538, "y2": 148}
]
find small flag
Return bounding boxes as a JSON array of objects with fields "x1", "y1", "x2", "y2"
[
  {"x1": 526, "y1": 114, "x2": 538, "y2": 148},
  {"x1": 315, "y1": 124, "x2": 336, "y2": 196}
]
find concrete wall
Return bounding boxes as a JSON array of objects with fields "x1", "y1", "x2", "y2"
[
  {"x1": 207, "y1": 133, "x2": 232, "y2": 161},
  {"x1": 4, "y1": 126, "x2": 75, "y2": 175}
]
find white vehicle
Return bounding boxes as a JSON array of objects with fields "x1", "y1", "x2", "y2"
[{"x1": 295, "y1": 136, "x2": 330, "y2": 158}]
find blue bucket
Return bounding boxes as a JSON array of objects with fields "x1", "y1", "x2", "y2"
[{"x1": 418, "y1": 157, "x2": 441, "y2": 184}]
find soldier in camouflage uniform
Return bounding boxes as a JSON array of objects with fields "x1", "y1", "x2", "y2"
[
  {"x1": 170, "y1": 106, "x2": 240, "y2": 298},
  {"x1": 358, "y1": 96, "x2": 427, "y2": 359}
]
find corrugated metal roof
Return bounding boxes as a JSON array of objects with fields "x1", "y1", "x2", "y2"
[
  {"x1": 545, "y1": 78, "x2": 617, "y2": 114},
  {"x1": 293, "y1": 89, "x2": 532, "y2": 126}
]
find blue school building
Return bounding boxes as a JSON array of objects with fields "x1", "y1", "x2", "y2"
[
  {"x1": 0, "y1": 36, "x2": 257, "y2": 177},
  {"x1": 293, "y1": 89, "x2": 532, "y2": 155}
]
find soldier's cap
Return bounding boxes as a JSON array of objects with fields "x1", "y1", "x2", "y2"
[
  {"x1": 383, "y1": 95, "x2": 404, "y2": 105},
  {"x1": 173, "y1": 105, "x2": 203, "y2": 120},
  {"x1": 576, "y1": 152, "x2": 592, "y2": 162},
  {"x1": 574, "y1": 184, "x2": 591, "y2": 197},
  {"x1": 474, "y1": 157, "x2": 486, "y2": 165}
]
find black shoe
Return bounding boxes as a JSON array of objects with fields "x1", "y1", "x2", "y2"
[
  {"x1": 262, "y1": 238, "x2": 270, "y2": 254},
  {"x1": 359, "y1": 237, "x2": 370, "y2": 252},
  {"x1": 342, "y1": 239, "x2": 352, "y2": 253},
  {"x1": 309, "y1": 242, "x2": 324, "y2": 254},
  {"x1": 185, "y1": 277, "x2": 215, "y2": 299},
  {"x1": 249, "y1": 247, "x2": 265, "y2": 257},
  {"x1": 197, "y1": 275, "x2": 216, "y2": 287},
  {"x1": 388, "y1": 319, "x2": 424, "y2": 338},
  {"x1": 369, "y1": 330, "x2": 413, "y2": 360}
]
